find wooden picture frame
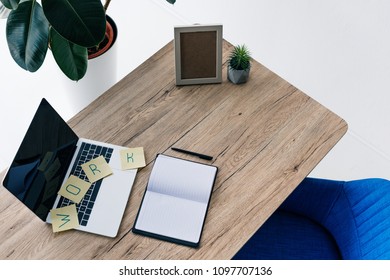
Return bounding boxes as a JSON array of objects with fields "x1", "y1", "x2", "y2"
[{"x1": 174, "y1": 24, "x2": 223, "y2": 85}]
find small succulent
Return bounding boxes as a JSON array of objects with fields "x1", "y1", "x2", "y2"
[{"x1": 228, "y1": 44, "x2": 251, "y2": 71}]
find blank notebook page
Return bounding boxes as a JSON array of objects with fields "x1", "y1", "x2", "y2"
[{"x1": 134, "y1": 154, "x2": 217, "y2": 243}]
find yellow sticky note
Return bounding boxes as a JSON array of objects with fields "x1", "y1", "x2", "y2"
[
  {"x1": 58, "y1": 175, "x2": 92, "y2": 204},
  {"x1": 81, "y1": 155, "x2": 113, "y2": 183},
  {"x1": 50, "y1": 204, "x2": 79, "y2": 233},
  {"x1": 120, "y1": 147, "x2": 146, "y2": 170}
]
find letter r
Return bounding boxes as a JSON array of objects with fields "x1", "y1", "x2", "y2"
[{"x1": 89, "y1": 163, "x2": 101, "y2": 175}]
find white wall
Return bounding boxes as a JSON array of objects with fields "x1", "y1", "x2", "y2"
[
  {"x1": 2, "y1": 0, "x2": 390, "y2": 181},
  {"x1": 158, "y1": 0, "x2": 390, "y2": 180}
]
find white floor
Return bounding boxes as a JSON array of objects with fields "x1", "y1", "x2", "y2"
[{"x1": 1, "y1": 0, "x2": 390, "y2": 181}]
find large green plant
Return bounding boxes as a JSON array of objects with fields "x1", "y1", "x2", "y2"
[{"x1": 1, "y1": 0, "x2": 176, "y2": 81}]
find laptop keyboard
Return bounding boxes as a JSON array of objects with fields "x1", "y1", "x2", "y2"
[{"x1": 57, "y1": 142, "x2": 113, "y2": 226}]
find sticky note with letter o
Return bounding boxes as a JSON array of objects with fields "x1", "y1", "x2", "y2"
[
  {"x1": 120, "y1": 147, "x2": 146, "y2": 170},
  {"x1": 58, "y1": 175, "x2": 91, "y2": 204},
  {"x1": 50, "y1": 204, "x2": 79, "y2": 233},
  {"x1": 81, "y1": 155, "x2": 113, "y2": 183}
]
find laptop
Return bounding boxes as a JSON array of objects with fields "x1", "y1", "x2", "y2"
[{"x1": 2, "y1": 98, "x2": 137, "y2": 237}]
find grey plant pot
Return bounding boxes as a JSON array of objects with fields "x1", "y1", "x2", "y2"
[{"x1": 227, "y1": 67, "x2": 250, "y2": 84}]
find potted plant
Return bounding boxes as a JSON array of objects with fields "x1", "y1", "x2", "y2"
[
  {"x1": 227, "y1": 44, "x2": 252, "y2": 84},
  {"x1": 1, "y1": 0, "x2": 176, "y2": 81}
]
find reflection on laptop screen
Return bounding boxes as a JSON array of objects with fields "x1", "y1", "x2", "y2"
[{"x1": 3, "y1": 99, "x2": 79, "y2": 220}]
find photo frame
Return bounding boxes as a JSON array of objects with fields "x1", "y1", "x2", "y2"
[{"x1": 174, "y1": 24, "x2": 223, "y2": 85}]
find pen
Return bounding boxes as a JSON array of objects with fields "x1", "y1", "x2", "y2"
[{"x1": 171, "y1": 147, "x2": 213, "y2": 160}]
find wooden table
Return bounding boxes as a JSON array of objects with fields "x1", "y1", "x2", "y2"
[{"x1": 0, "y1": 40, "x2": 347, "y2": 259}]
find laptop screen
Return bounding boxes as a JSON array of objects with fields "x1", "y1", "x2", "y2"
[{"x1": 3, "y1": 98, "x2": 79, "y2": 221}]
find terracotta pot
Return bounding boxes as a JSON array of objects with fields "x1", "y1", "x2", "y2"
[{"x1": 88, "y1": 15, "x2": 117, "y2": 59}]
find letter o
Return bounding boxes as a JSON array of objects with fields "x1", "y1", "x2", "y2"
[{"x1": 66, "y1": 184, "x2": 81, "y2": 195}]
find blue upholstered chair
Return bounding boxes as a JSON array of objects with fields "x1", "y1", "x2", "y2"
[{"x1": 233, "y1": 178, "x2": 390, "y2": 260}]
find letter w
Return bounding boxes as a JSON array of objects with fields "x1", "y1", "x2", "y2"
[{"x1": 56, "y1": 214, "x2": 71, "y2": 228}]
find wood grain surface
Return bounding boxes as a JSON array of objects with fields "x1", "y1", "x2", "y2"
[{"x1": 0, "y1": 40, "x2": 347, "y2": 259}]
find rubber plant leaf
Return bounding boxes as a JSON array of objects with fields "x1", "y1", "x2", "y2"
[
  {"x1": 42, "y1": 0, "x2": 106, "y2": 48},
  {"x1": 1, "y1": 0, "x2": 20, "y2": 10},
  {"x1": 50, "y1": 27, "x2": 88, "y2": 81},
  {"x1": 166, "y1": 0, "x2": 176, "y2": 4},
  {"x1": 6, "y1": 0, "x2": 49, "y2": 72}
]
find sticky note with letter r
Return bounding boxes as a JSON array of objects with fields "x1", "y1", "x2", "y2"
[
  {"x1": 81, "y1": 155, "x2": 113, "y2": 183},
  {"x1": 120, "y1": 147, "x2": 146, "y2": 170},
  {"x1": 58, "y1": 175, "x2": 91, "y2": 204},
  {"x1": 50, "y1": 204, "x2": 79, "y2": 233}
]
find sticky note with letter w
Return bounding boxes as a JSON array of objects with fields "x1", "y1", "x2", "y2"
[
  {"x1": 81, "y1": 155, "x2": 113, "y2": 183},
  {"x1": 58, "y1": 175, "x2": 91, "y2": 204},
  {"x1": 50, "y1": 204, "x2": 79, "y2": 233}
]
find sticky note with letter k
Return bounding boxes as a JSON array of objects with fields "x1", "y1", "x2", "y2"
[
  {"x1": 81, "y1": 155, "x2": 113, "y2": 183},
  {"x1": 120, "y1": 147, "x2": 146, "y2": 170},
  {"x1": 50, "y1": 204, "x2": 79, "y2": 233},
  {"x1": 58, "y1": 175, "x2": 91, "y2": 204}
]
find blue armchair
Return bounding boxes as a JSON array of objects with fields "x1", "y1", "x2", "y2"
[{"x1": 233, "y1": 178, "x2": 390, "y2": 260}]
